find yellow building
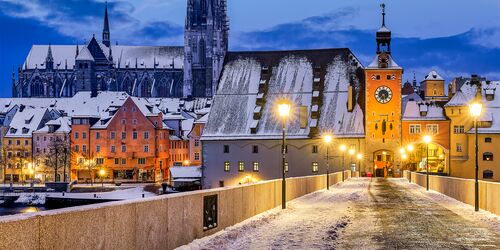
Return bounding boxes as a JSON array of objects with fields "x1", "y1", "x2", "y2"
[
  {"x1": 445, "y1": 76, "x2": 500, "y2": 182},
  {"x1": 2, "y1": 106, "x2": 51, "y2": 183}
]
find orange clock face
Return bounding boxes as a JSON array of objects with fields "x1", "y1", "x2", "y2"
[{"x1": 375, "y1": 86, "x2": 392, "y2": 104}]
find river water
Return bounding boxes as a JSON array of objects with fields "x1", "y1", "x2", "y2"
[{"x1": 0, "y1": 206, "x2": 48, "y2": 216}]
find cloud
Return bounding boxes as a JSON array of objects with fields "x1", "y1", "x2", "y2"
[{"x1": 0, "y1": 0, "x2": 183, "y2": 45}]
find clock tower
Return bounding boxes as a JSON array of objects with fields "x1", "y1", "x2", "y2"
[{"x1": 365, "y1": 4, "x2": 403, "y2": 177}]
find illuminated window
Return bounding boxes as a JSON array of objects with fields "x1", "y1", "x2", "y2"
[
  {"x1": 238, "y1": 162, "x2": 244, "y2": 172},
  {"x1": 224, "y1": 162, "x2": 230, "y2": 172},
  {"x1": 285, "y1": 162, "x2": 289, "y2": 172},
  {"x1": 483, "y1": 152, "x2": 493, "y2": 161},
  {"x1": 409, "y1": 124, "x2": 421, "y2": 134},
  {"x1": 426, "y1": 124, "x2": 438, "y2": 134},
  {"x1": 454, "y1": 125, "x2": 465, "y2": 134},
  {"x1": 253, "y1": 162, "x2": 259, "y2": 172},
  {"x1": 312, "y1": 162, "x2": 319, "y2": 173}
]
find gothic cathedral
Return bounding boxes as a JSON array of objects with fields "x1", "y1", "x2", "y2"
[
  {"x1": 183, "y1": 0, "x2": 229, "y2": 98},
  {"x1": 364, "y1": 5, "x2": 403, "y2": 177}
]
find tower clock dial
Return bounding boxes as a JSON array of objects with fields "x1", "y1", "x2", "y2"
[{"x1": 375, "y1": 86, "x2": 393, "y2": 104}]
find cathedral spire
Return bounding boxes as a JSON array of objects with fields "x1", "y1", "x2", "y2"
[
  {"x1": 102, "y1": 1, "x2": 111, "y2": 47},
  {"x1": 46, "y1": 43, "x2": 54, "y2": 70}
]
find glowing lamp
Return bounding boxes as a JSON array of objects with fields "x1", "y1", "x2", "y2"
[{"x1": 469, "y1": 102, "x2": 483, "y2": 118}]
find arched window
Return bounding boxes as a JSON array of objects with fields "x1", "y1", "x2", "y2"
[
  {"x1": 483, "y1": 152, "x2": 493, "y2": 161},
  {"x1": 483, "y1": 170, "x2": 493, "y2": 179},
  {"x1": 199, "y1": 38, "x2": 206, "y2": 65}
]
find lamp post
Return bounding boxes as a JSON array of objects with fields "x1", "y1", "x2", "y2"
[
  {"x1": 278, "y1": 101, "x2": 291, "y2": 209},
  {"x1": 423, "y1": 135, "x2": 432, "y2": 191},
  {"x1": 99, "y1": 169, "x2": 106, "y2": 187},
  {"x1": 470, "y1": 101, "x2": 482, "y2": 212},
  {"x1": 323, "y1": 135, "x2": 332, "y2": 190},
  {"x1": 339, "y1": 144, "x2": 347, "y2": 181},
  {"x1": 356, "y1": 153, "x2": 362, "y2": 177}
]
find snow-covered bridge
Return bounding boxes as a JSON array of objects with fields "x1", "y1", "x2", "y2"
[{"x1": 182, "y1": 178, "x2": 500, "y2": 249}]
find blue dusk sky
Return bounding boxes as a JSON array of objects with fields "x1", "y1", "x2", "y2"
[{"x1": 1, "y1": 0, "x2": 500, "y2": 97}]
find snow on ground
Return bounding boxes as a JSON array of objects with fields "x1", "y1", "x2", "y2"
[
  {"x1": 7, "y1": 187, "x2": 157, "y2": 205},
  {"x1": 180, "y1": 178, "x2": 499, "y2": 250},
  {"x1": 46, "y1": 186, "x2": 156, "y2": 200}
]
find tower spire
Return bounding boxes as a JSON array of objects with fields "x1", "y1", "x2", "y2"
[
  {"x1": 381, "y1": 3, "x2": 386, "y2": 27},
  {"x1": 102, "y1": 1, "x2": 111, "y2": 47},
  {"x1": 376, "y1": 3, "x2": 391, "y2": 54},
  {"x1": 46, "y1": 43, "x2": 54, "y2": 70}
]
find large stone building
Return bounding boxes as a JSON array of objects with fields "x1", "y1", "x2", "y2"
[
  {"x1": 12, "y1": 1, "x2": 228, "y2": 99},
  {"x1": 201, "y1": 5, "x2": 500, "y2": 187}
]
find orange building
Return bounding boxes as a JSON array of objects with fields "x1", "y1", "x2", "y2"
[
  {"x1": 71, "y1": 97, "x2": 170, "y2": 182},
  {"x1": 402, "y1": 98, "x2": 450, "y2": 174}
]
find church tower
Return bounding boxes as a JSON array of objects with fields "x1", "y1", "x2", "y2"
[
  {"x1": 183, "y1": 0, "x2": 229, "y2": 97},
  {"x1": 102, "y1": 2, "x2": 111, "y2": 47},
  {"x1": 364, "y1": 4, "x2": 403, "y2": 177}
]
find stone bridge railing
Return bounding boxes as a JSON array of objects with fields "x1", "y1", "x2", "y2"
[
  {"x1": 0, "y1": 170, "x2": 354, "y2": 250},
  {"x1": 403, "y1": 170, "x2": 499, "y2": 215}
]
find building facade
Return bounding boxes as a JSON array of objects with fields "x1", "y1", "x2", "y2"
[{"x1": 70, "y1": 97, "x2": 170, "y2": 182}]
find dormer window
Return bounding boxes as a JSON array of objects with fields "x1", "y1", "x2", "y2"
[
  {"x1": 22, "y1": 128, "x2": 29, "y2": 134},
  {"x1": 10, "y1": 128, "x2": 16, "y2": 133},
  {"x1": 485, "y1": 89, "x2": 495, "y2": 101}
]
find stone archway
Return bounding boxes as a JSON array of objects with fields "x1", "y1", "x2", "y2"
[{"x1": 372, "y1": 149, "x2": 394, "y2": 177}]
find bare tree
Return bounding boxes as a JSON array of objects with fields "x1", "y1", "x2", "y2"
[
  {"x1": 72, "y1": 151, "x2": 99, "y2": 186},
  {"x1": 42, "y1": 137, "x2": 71, "y2": 182}
]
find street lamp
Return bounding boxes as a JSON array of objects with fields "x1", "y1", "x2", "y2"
[
  {"x1": 277, "y1": 101, "x2": 291, "y2": 209},
  {"x1": 356, "y1": 153, "x2": 363, "y2": 177},
  {"x1": 339, "y1": 144, "x2": 347, "y2": 181},
  {"x1": 423, "y1": 135, "x2": 432, "y2": 191},
  {"x1": 470, "y1": 101, "x2": 482, "y2": 212},
  {"x1": 99, "y1": 169, "x2": 106, "y2": 187},
  {"x1": 323, "y1": 134, "x2": 332, "y2": 190}
]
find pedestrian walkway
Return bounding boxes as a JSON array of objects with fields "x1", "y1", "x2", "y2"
[{"x1": 182, "y1": 178, "x2": 500, "y2": 249}]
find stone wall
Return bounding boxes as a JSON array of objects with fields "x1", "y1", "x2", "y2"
[
  {"x1": 403, "y1": 170, "x2": 499, "y2": 215},
  {"x1": 0, "y1": 170, "x2": 352, "y2": 250}
]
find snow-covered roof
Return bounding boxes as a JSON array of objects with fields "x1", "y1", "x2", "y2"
[
  {"x1": 5, "y1": 106, "x2": 49, "y2": 137},
  {"x1": 23, "y1": 44, "x2": 184, "y2": 70},
  {"x1": 367, "y1": 53, "x2": 401, "y2": 69},
  {"x1": 76, "y1": 47, "x2": 94, "y2": 61},
  {"x1": 203, "y1": 49, "x2": 364, "y2": 140},
  {"x1": 445, "y1": 80, "x2": 500, "y2": 133},
  {"x1": 402, "y1": 101, "x2": 447, "y2": 121},
  {"x1": 34, "y1": 116, "x2": 71, "y2": 133},
  {"x1": 424, "y1": 70, "x2": 444, "y2": 81},
  {"x1": 169, "y1": 166, "x2": 202, "y2": 179}
]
